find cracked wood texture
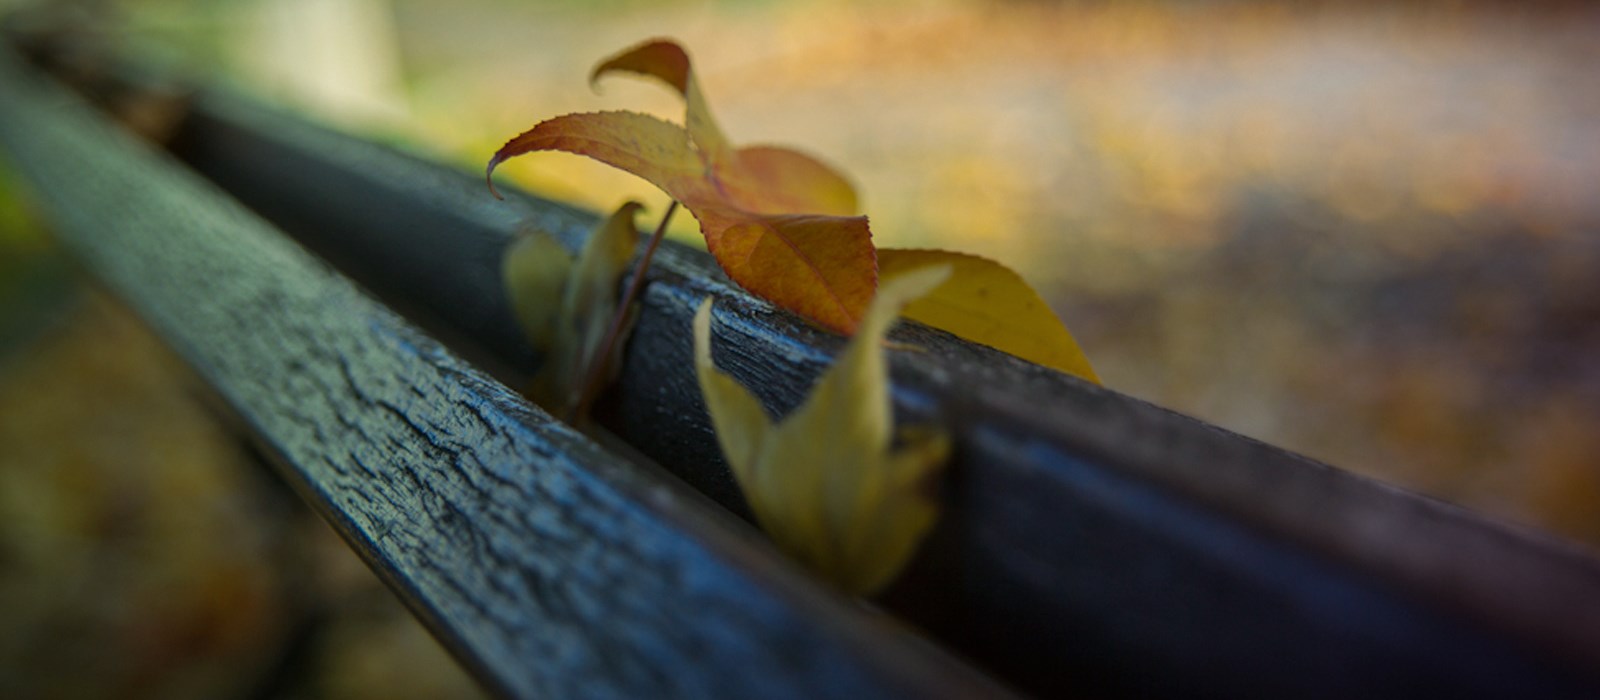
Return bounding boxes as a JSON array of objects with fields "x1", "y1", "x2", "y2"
[
  {"x1": 0, "y1": 47, "x2": 1009, "y2": 700},
  {"x1": 16, "y1": 38, "x2": 1600, "y2": 698}
]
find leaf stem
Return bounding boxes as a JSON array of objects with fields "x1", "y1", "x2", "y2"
[{"x1": 568, "y1": 200, "x2": 679, "y2": 423}]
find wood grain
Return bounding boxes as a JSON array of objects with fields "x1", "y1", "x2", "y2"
[
  {"x1": 0, "y1": 46, "x2": 1008, "y2": 700},
  {"x1": 11, "y1": 36, "x2": 1600, "y2": 698},
  {"x1": 162, "y1": 82, "x2": 1600, "y2": 699}
]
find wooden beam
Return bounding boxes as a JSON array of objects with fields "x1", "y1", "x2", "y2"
[
  {"x1": 162, "y1": 65, "x2": 1600, "y2": 700},
  {"x1": 0, "y1": 45, "x2": 1009, "y2": 700},
  {"x1": 10, "y1": 36, "x2": 1600, "y2": 698}
]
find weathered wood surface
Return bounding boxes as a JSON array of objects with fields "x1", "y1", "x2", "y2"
[
  {"x1": 158, "y1": 71, "x2": 1600, "y2": 700},
  {"x1": 0, "y1": 47, "x2": 1010, "y2": 700},
  {"x1": 13, "y1": 38, "x2": 1600, "y2": 698}
]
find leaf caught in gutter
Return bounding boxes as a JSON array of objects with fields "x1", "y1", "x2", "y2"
[
  {"x1": 878, "y1": 248, "x2": 1099, "y2": 383},
  {"x1": 694, "y1": 264, "x2": 954, "y2": 595}
]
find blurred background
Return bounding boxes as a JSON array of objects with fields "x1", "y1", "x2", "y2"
[{"x1": 2, "y1": 0, "x2": 1597, "y2": 696}]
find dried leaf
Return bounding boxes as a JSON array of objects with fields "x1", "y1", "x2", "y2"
[
  {"x1": 503, "y1": 202, "x2": 644, "y2": 414},
  {"x1": 487, "y1": 110, "x2": 872, "y2": 332},
  {"x1": 591, "y1": 38, "x2": 729, "y2": 163},
  {"x1": 489, "y1": 46, "x2": 876, "y2": 334},
  {"x1": 491, "y1": 39, "x2": 1099, "y2": 387},
  {"x1": 502, "y1": 229, "x2": 573, "y2": 354},
  {"x1": 879, "y1": 248, "x2": 1100, "y2": 383},
  {"x1": 694, "y1": 264, "x2": 954, "y2": 595},
  {"x1": 591, "y1": 39, "x2": 858, "y2": 216}
]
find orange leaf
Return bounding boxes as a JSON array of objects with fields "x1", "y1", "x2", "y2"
[
  {"x1": 488, "y1": 111, "x2": 875, "y2": 333},
  {"x1": 488, "y1": 111, "x2": 701, "y2": 201},
  {"x1": 878, "y1": 249, "x2": 1099, "y2": 383},
  {"x1": 715, "y1": 146, "x2": 859, "y2": 217},
  {"x1": 697, "y1": 209, "x2": 876, "y2": 333},
  {"x1": 591, "y1": 38, "x2": 859, "y2": 216},
  {"x1": 592, "y1": 38, "x2": 730, "y2": 161}
]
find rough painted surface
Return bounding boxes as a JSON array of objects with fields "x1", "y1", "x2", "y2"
[
  {"x1": 0, "y1": 48, "x2": 1006, "y2": 700},
  {"x1": 18, "y1": 43, "x2": 1600, "y2": 698}
]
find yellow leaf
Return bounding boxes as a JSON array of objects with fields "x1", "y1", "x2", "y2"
[
  {"x1": 694, "y1": 265, "x2": 953, "y2": 595},
  {"x1": 502, "y1": 228, "x2": 573, "y2": 354},
  {"x1": 503, "y1": 202, "x2": 643, "y2": 414},
  {"x1": 878, "y1": 248, "x2": 1099, "y2": 384}
]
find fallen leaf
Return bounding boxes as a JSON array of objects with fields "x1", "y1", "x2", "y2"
[
  {"x1": 503, "y1": 202, "x2": 644, "y2": 415},
  {"x1": 694, "y1": 264, "x2": 954, "y2": 595},
  {"x1": 879, "y1": 248, "x2": 1100, "y2": 383},
  {"x1": 489, "y1": 56, "x2": 876, "y2": 334},
  {"x1": 591, "y1": 39, "x2": 858, "y2": 217},
  {"x1": 492, "y1": 38, "x2": 1098, "y2": 385},
  {"x1": 590, "y1": 38, "x2": 729, "y2": 163},
  {"x1": 501, "y1": 227, "x2": 573, "y2": 355}
]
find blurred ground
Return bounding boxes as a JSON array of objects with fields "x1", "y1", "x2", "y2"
[
  {"x1": 0, "y1": 275, "x2": 486, "y2": 698},
  {"x1": 1, "y1": 117, "x2": 480, "y2": 697},
  {"x1": 2, "y1": 0, "x2": 1598, "y2": 695}
]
